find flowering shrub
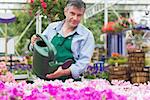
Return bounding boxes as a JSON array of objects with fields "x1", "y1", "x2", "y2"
[
  {"x1": 102, "y1": 17, "x2": 136, "y2": 34},
  {"x1": 28, "y1": 0, "x2": 67, "y2": 21},
  {"x1": 1, "y1": 79, "x2": 150, "y2": 99},
  {"x1": 107, "y1": 53, "x2": 128, "y2": 65},
  {"x1": 0, "y1": 79, "x2": 128, "y2": 100}
]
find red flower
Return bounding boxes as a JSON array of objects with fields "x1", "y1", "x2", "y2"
[
  {"x1": 29, "y1": 0, "x2": 34, "y2": 3},
  {"x1": 102, "y1": 22, "x2": 115, "y2": 33},
  {"x1": 41, "y1": 2, "x2": 47, "y2": 9}
]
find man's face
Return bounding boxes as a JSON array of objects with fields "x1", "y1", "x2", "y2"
[{"x1": 64, "y1": 6, "x2": 85, "y2": 28}]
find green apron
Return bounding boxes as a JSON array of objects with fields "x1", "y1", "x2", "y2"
[{"x1": 51, "y1": 33, "x2": 75, "y2": 81}]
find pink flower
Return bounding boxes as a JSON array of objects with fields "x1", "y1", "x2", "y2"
[
  {"x1": 0, "y1": 81, "x2": 5, "y2": 90},
  {"x1": 126, "y1": 43, "x2": 136, "y2": 51},
  {"x1": 11, "y1": 87, "x2": 24, "y2": 97}
]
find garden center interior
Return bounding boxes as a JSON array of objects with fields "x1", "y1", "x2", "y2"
[{"x1": 0, "y1": 0, "x2": 150, "y2": 99}]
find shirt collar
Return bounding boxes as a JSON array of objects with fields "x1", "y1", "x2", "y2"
[{"x1": 52, "y1": 20, "x2": 83, "y2": 36}]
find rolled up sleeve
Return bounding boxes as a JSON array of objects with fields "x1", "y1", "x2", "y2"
[{"x1": 70, "y1": 31, "x2": 95, "y2": 79}]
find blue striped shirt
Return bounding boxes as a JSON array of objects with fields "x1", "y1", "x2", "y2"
[{"x1": 42, "y1": 21, "x2": 95, "y2": 79}]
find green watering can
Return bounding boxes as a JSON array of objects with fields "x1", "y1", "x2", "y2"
[{"x1": 32, "y1": 34, "x2": 73, "y2": 79}]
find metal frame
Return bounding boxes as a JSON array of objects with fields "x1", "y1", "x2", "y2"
[{"x1": 84, "y1": 0, "x2": 150, "y2": 20}]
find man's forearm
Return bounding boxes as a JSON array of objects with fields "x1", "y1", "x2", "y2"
[{"x1": 62, "y1": 68, "x2": 71, "y2": 76}]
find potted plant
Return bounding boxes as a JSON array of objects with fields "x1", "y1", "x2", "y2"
[
  {"x1": 107, "y1": 53, "x2": 129, "y2": 81},
  {"x1": 107, "y1": 53, "x2": 128, "y2": 66}
]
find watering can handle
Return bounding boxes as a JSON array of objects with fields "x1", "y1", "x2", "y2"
[{"x1": 36, "y1": 33, "x2": 57, "y2": 57}]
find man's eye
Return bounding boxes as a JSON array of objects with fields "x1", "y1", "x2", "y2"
[
  {"x1": 70, "y1": 12, "x2": 75, "y2": 15},
  {"x1": 78, "y1": 14, "x2": 82, "y2": 17}
]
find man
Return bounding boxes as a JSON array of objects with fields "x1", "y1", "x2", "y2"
[{"x1": 31, "y1": 0, "x2": 95, "y2": 80}]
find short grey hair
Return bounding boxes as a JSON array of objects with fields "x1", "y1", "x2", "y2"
[{"x1": 66, "y1": 0, "x2": 86, "y2": 9}]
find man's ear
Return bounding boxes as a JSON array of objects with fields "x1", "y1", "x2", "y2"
[{"x1": 64, "y1": 7, "x2": 67, "y2": 16}]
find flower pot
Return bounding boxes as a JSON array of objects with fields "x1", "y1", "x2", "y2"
[
  {"x1": 131, "y1": 76, "x2": 148, "y2": 84},
  {"x1": 108, "y1": 65, "x2": 129, "y2": 81}
]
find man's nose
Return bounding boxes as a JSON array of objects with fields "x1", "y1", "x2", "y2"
[{"x1": 73, "y1": 15, "x2": 78, "y2": 20}]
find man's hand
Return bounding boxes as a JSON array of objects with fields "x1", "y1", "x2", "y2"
[
  {"x1": 46, "y1": 67, "x2": 71, "y2": 79},
  {"x1": 31, "y1": 34, "x2": 40, "y2": 45}
]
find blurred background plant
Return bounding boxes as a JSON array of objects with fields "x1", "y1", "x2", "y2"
[
  {"x1": 126, "y1": 25, "x2": 150, "y2": 52},
  {"x1": 5, "y1": 0, "x2": 67, "y2": 55},
  {"x1": 28, "y1": 0, "x2": 67, "y2": 22},
  {"x1": 0, "y1": 62, "x2": 15, "y2": 82}
]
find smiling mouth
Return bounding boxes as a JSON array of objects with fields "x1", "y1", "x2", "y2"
[{"x1": 71, "y1": 21, "x2": 78, "y2": 24}]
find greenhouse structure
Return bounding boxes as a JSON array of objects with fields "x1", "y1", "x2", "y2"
[{"x1": 0, "y1": 0, "x2": 150, "y2": 99}]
